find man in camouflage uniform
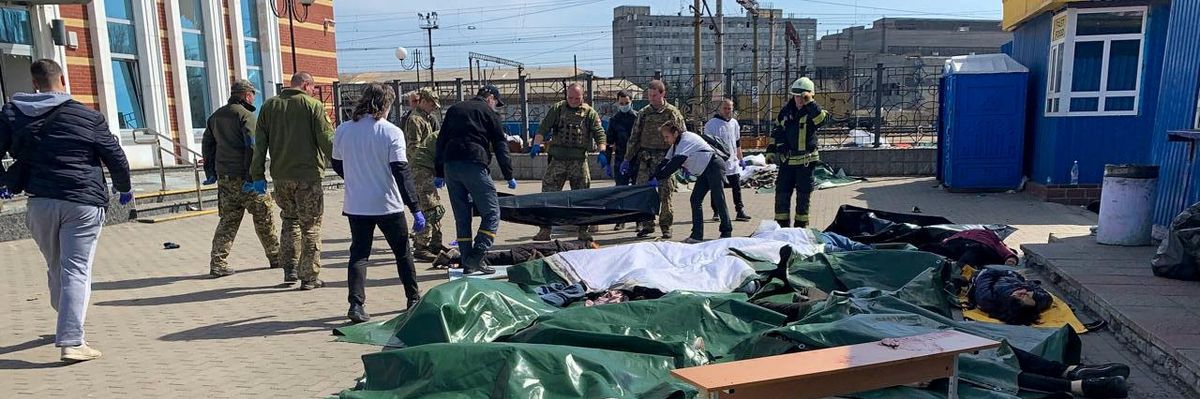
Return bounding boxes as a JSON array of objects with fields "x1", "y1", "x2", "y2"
[
  {"x1": 404, "y1": 88, "x2": 446, "y2": 260},
  {"x1": 620, "y1": 79, "x2": 685, "y2": 239},
  {"x1": 529, "y1": 83, "x2": 606, "y2": 242},
  {"x1": 249, "y1": 72, "x2": 334, "y2": 290},
  {"x1": 201, "y1": 79, "x2": 280, "y2": 277}
]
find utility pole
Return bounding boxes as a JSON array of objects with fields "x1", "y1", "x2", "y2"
[
  {"x1": 574, "y1": 54, "x2": 578, "y2": 77},
  {"x1": 693, "y1": 0, "x2": 703, "y2": 123},
  {"x1": 751, "y1": 7, "x2": 760, "y2": 135},
  {"x1": 715, "y1": 0, "x2": 724, "y2": 97},
  {"x1": 418, "y1": 12, "x2": 439, "y2": 82},
  {"x1": 767, "y1": 9, "x2": 776, "y2": 122}
]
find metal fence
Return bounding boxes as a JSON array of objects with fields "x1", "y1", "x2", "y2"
[{"x1": 334, "y1": 63, "x2": 940, "y2": 150}]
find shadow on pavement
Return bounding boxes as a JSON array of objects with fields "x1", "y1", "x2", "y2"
[
  {"x1": 0, "y1": 359, "x2": 70, "y2": 370},
  {"x1": 94, "y1": 274, "x2": 445, "y2": 307},
  {"x1": 0, "y1": 335, "x2": 54, "y2": 356},
  {"x1": 158, "y1": 311, "x2": 402, "y2": 341},
  {"x1": 92, "y1": 267, "x2": 271, "y2": 291}
]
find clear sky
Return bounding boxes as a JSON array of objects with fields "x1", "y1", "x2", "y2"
[{"x1": 334, "y1": 0, "x2": 1002, "y2": 77}]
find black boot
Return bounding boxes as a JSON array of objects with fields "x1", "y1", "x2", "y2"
[
  {"x1": 1067, "y1": 363, "x2": 1130, "y2": 380},
  {"x1": 347, "y1": 304, "x2": 371, "y2": 323},
  {"x1": 1081, "y1": 376, "x2": 1128, "y2": 399}
]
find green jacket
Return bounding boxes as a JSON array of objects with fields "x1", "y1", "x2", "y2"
[
  {"x1": 201, "y1": 97, "x2": 256, "y2": 180},
  {"x1": 250, "y1": 88, "x2": 334, "y2": 181},
  {"x1": 402, "y1": 107, "x2": 438, "y2": 168},
  {"x1": 625, "y1": 103, "x2": 685, "y2": 155}
]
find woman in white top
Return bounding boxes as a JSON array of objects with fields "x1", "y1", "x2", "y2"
[
  {"x1": 650, "y1": 121, "x2": 733, "y2": 243},
  {"x1": 331, "y1": 82, "x2": 427, "y2": 323}
]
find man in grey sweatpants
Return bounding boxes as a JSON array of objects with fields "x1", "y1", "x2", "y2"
[{"x1": 0, "y1": 59, "x2": 132, "y2": 362}]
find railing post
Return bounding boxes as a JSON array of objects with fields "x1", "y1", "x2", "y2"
[
  {"x1": 193, "y1": 165, "x2": 203, "y2": 210},
  {"x1": 873, "y1": 63, "x2": 884, "y2": 148},
  {"x1": 586, "y1": 73, "x2": 594, "y2": 105},
  {"x1": 724, "y1": 68, "x2": 734, "y2": 100},
  {"x1": 154, "y1": 140, "x2": 166, "y2": 192},
  {"x1": 519, "y1": 74, "x2": 530, "y2": 144},
  {"x1": 390, "y1": 79, "x2": 402, "y2": 123},
  {"x1": 332, "y1": 81, "x2": 342, "y2": 125},
  {"x1": 455, "y1": 78, "x2": 464, "y2": 102}
]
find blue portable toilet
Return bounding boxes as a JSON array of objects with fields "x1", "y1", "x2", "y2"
[{"x1": 940, "y1": 54, "x2": 1029, "y2": 191}]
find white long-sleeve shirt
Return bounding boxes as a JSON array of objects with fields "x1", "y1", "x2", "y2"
[{"x1": 704, "y1": 116, "x2": 741, "y2": 176}]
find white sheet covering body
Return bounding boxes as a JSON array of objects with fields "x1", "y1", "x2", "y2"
[{"x1": 543, "y1": 236, "x2": 823, "y2": 293}]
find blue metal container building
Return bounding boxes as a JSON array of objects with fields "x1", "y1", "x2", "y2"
[
  {"x1": 1003, "y1": 0, "x2": 1200, "y2": 236},
  {"x1": 940, "y1": 54, "x2": 1030, "y2": 190}
]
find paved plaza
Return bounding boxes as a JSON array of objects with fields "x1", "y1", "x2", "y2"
[{"x1": 0, "y1": 177, "x2": 1188, "y2": 398}]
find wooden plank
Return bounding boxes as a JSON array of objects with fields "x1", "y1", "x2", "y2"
[
  {"x1": 715, "y1": 354, "x2": 956, "y2": 399},
  {"x1": 671, "y1": 331, "x2": 999, "y2": 392}
]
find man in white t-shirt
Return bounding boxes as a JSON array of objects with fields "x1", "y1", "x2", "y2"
[
  {"x1": 331, "y1": 83, "x2": 427, "y2": 324},
  {"x1": 704, "y1": 98, "x2": 751, "y2": 221}
]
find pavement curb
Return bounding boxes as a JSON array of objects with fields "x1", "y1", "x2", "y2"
[{"x1": 1023, "y1": 239, "x2": 1200, "y2": 396}]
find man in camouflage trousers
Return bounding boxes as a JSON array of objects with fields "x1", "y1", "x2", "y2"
[
  {"x1": 404, "y1": 88, "x2": 446, "y2": 260},
  {"x1": 620, "y1": 79, "x2": 685, "y2": 239},
  {"x1": 201, "y1": 79, "x2": 280, "y2": 277},
  {"x1": 529, "y1": 83, "x2": 606, "y2": 242},
  {"x1": 249, "y1": 72, "x2": 334, "y2": 290}
]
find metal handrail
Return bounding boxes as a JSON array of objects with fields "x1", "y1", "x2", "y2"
[{"x1": 131, "y1": 128, "x2": 206, "y2": 210}]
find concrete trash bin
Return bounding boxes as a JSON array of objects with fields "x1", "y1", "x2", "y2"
[{"x1": 1097, "y1": 164, "x2": 1159, "y2": 246}]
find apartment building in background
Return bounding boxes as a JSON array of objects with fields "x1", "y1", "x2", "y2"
[
  {"x1": 0, "y1": 0, "x2": 337, "y2": 168},
  {"x1": 611, "y1": 5, "x2": 816, "y2": 80}
]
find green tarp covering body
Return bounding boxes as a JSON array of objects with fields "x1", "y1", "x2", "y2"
[{"x1": 334, "y1": 245, "x2": 1079, "y2": 399}]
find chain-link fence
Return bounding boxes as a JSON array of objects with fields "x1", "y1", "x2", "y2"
[{"x1": 335, "y1": 64, "x2": 940, "y2": 151}]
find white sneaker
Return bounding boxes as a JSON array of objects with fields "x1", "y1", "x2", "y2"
[{"x1": 61, "y1": 342, "x2": 102, "y2": 362}]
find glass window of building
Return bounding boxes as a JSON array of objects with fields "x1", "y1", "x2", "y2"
[
  {"x1": 181, "y1": 0, "x2": 210, "y2": 129},
  {"x1": 106, "y1": 0, "x2": 146, "y2": 129}
]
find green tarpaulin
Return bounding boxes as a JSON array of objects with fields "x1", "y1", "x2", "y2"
[{"x1": 334, "y1": 247, "x2": 1080, "y2": 399}]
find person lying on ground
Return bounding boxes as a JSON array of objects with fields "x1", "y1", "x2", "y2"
[
  {"x1": 967, "y1": 265, "x2": 1053, "y2": 326},
  {"x1": 921, "y1": 229, "x2": 1019, "y2": 267},
  {"x1": 433, "y1": 239, "x2": 600, "y2": 269}
]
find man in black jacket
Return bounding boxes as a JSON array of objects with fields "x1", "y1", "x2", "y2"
[
  {"x1": 0, "y1": 59, "x2": 132, "y2": 362},
  {"x1": 606, "y1": 90, "x2": 637, "y2": 230},
  {"x1": 433, "y1": 85, "x2": 515, "y2": 275}
]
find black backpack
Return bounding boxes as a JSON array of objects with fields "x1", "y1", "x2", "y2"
[{"x1": 698, "y1": 132, "x2": 731, "y2": 160}]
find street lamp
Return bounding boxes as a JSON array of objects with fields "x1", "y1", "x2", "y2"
[
  {"x1": 271, "y1": 0, "x2": 315, "y2": 75},
  {"x1": 418, "y1": 12, "x2": 439, "y2": 82},
  {"x1": 395, "y1": 47, "x2": 428, "y2": 84}
]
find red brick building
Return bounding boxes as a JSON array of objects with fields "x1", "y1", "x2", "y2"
[{"x1": 0, "y1": 0, "x2": 337, "y2": 167}]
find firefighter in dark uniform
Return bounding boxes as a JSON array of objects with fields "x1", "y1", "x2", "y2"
[{"x1": 767, "y1": 77, "x2": 828, "y2": 228}]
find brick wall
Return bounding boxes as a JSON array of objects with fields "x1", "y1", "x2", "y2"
[
  {"x1": 60, "y1": 5, "x2": 100, "y2": 110},
  {"x1": 1026, "y1": 182, "x2": 1101, "y2": 206}
]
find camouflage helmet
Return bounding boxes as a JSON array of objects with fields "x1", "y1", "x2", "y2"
[{"x1": 789, "y1": 77, "x2": 815, "y2": 95}]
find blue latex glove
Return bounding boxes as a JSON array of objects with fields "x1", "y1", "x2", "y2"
[
  {"x1": 739, "y1": 159, "x2": 747, "y2": 168},
  {"x1": 648, "y1": 177, "x2": 659, "y2": 188},
  {"x1": 597, "y1": 152, "x2": 609, "y2": 170},
  {"x1": 202, "y1": 176, "x2": 217, "y2": 185},
  {"x1": 118, "y1": 192, "x2": 134, "y2": 205},
  {"x1": 529, "y1": 144, "x2": 542, "y2": 159},
  {"x1": 242, "y1": 182, "x2": 254, "y2": 193},
  {"x1": 250, "y1": 180, "x2": 267, "y2": 195},
  {"x1": 620, "y1": 160, "x2": 632, "y2": 176},
  {"x1": 604, "y1": 166, "x2": 613, "y2": 178},
  {"x1": 507, "y1": 179, "x2": 518, "y2": 189},
  {"x1": 0, "y1": 186, "x2": 12, "y2": 200},
  {"x1": 681, "y1": 169, "x2": 691, "y2": 180},
  {"x1": 433, "y1": 177, "x2": 445, "y2": 189},
  {"x1": 412, "y1": 211, "x2": 427, "y2": 233}
]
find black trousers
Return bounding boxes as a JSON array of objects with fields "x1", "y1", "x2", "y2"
[
  {"x1": 774, "y1": 163, "x2": 816, "y2": 227},
  {"x1": 691, "y1": 157, "x2": 733, "y2": 240},
  {"x1": 612, "y1": 153, "x2": 632, "y2": 186},
  {"x1": 711, "y1": 173, "x2": 745, "y2": 215},
  {"x1": 1013, "y1": 348, "x2": 1072, "y2": 393},
  {"x1": 347, "y1": 213, "x2": 420, "y2": 306}
]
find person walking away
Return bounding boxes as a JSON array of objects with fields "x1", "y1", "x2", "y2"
[
  {"x1": 704, "y1": 98, "x2": 751, "y2": 222},
  {"x1": 331, "y1": 83, "x2": 427, "y2": 323},
  {"x1": 201, "y1": 79, "x2": 281, "y2": 277},
  {"x1": 649, "y1": 121, "x2": 732, "y2": 243},
  {"x1": 0, "y1": 59, "x2": 132, "y2": 362},
  {"x1": 620, "y1": 80, "x2": 685, "y2": 239},
  {"x1": 249, "y1": 72, "x2": 334, "y2": 289},
  {"x1": 434, "y1": 85, "x2": 516, "y2": 276},
  {"x1": 767, "y1": 77, "x2": 828, "y2": 228},
  {"x1": 529, "y1": 83, "x2": 606, "y2": 242},
  {"x1": 403, "y1": 88, "x2": 446, "y2": 261},
  {"x1": 606, "y1": 90, "x2": 637, "y2": 231}
]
